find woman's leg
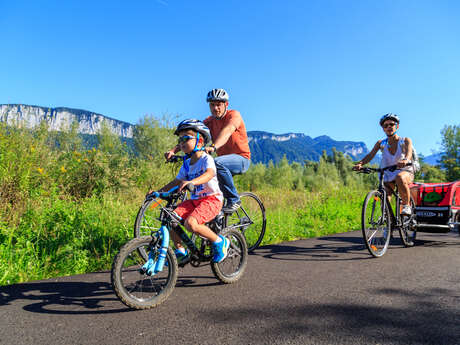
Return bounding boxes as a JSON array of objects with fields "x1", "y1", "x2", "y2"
[{"x1": 395, "y1": 171, "x2": 414, "y2": 206}]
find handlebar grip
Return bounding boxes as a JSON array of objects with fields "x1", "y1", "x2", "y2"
[
  {"x1": 167, "y1": 155, "x2": 182, "y2": 163},
  {"x1": 185, "y1": 183, "x2": 195, "y2": 193}
]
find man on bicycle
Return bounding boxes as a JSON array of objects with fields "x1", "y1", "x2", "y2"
[
  {"x1": 166, "y1": 88, "x2": 251, "y2": 213},
  {"x1": 353, "y1": 113, "x2": 415, "y2": 215}
]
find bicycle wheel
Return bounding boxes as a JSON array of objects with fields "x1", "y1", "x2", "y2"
[
  {"x1": 134, "y1": 198, "x2": 164, "y2": 237},
  {"x1": 211, "y1": 227, "x2": 248, "y2": 284},
  {"x1": 362, "y1": 190, "x2": 391, "y2": 257},
  {"x1": 399, "y1": 198, "x2": 417, "y2": 247},
  {"x1": 224, "y1": 192, "x2": 266, "y2": 253},
  {"x1": 111, "y1": 236, "x2": 178, "y2": 310}
]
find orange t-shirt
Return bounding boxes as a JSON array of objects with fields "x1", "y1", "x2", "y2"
[{"x1": 204, "y1": 109, "x2": 251, "y2": 160}]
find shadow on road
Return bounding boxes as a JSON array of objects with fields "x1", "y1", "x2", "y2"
[
  {"x1": 201, "y1": 286, "x2": 460, "y2": 345},
  {"x1": 256, "y1": 233, "x2": 372, "y2": 262},
  {"x1": 0, "y1": 275, "x2": 129, "y2": 315}
]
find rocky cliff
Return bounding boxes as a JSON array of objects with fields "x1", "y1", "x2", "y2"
[{"x1": 0, "y1": 104, "x2": 134, "y2": 138}]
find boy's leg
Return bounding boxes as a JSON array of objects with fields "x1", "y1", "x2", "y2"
[
  {"x1": 184, "y1": 216, "x2": 229, "y2": 263},
  {"x1": 183, "y1": 196, "x2": 229, "y2": 263},
  {"x1": 170, "y1": 226, "x2": 184, "y2": 250},
  {"x1": 184, "y1": 216, "x2": 218, "y2": 242}
]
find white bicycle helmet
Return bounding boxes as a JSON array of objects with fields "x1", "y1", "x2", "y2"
[
  {"x1": 379, "y1": 113, "x2": 400, "y2": 126},
  {"x1": 206, "y1": 88, "x2": 229, "y2": 103},
  {"x1": 174, "y1": 119, "x2": 212, "y2": 145}
]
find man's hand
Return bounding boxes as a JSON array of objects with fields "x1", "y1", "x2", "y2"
[
  {"x1": 205, "y1": 145, "x2": 216, "y2": 155},
  {"x1": 352, "y1": 163, "x2": 363, "y2": 171}
]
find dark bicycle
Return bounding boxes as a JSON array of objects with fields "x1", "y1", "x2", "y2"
[
  {"x1": 112, "y1": 184, "x2": 248, "y2": 310},
  {"x1": 357, "y1": 164, "x2": 417, "y2": 257},
  {"x1": 134, "y1": 156, "x2": 266, "y2": 253}
]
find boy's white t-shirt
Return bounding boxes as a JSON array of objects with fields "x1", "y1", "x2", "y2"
[{"x1": 176, "y1": 153, "x2": 223, "y2": 202}]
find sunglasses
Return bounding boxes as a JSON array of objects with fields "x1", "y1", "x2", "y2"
[
  {"x1": 178, "y1": 135, "x2": 196, "y2": 144},
  {"x1": 383, "y1": 123, "x2": 397, "y2": 128}
]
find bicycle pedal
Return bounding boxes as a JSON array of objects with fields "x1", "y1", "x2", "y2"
[{"x1": 178, "y1": 256, "x2": 191, "y2": 267}]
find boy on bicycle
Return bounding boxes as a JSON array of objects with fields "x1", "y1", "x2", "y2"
[{"x1": 155, "y1": 119, "x2": 229, "y2": 263}]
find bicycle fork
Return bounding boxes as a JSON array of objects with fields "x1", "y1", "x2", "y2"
[{"x1": 141, "y1": 226, "x2": 170, "y2": 276}]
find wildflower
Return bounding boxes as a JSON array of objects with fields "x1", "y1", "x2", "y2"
[
  {"x1": 84, "y1": 158, "x2": 90, "y2": 163},
  {"x1": 30, "y1": 146, "x2": 35, "y2": 152},
  {"x1": 37, "y1": 167, "x2": 44, "y2": 174},
  {"x1": 77, "y1": 159, "x2": 81, "y2": 163},
  {"x1": 60, "y1": 166, "x2": 67, "y2": 173}
]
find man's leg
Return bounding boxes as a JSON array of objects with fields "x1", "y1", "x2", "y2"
[{"x1": 214, "y1": 154, "x2": 250, "y2": 207}]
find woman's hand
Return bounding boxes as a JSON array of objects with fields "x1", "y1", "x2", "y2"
[{"x1": 397, "y1": 158, "x2": 409, "y2": 169}]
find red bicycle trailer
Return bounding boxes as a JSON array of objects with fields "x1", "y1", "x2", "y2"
[{"x1": 410, "y1": 181, "x2": 460, "y2": 234}]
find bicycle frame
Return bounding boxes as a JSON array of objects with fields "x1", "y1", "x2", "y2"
[
  {"x1": 367, "y1": 164, "x2": 409, "y2": 230},
  {"x1": 151, "y1": 188, "x2": 217, "y2": 267}
]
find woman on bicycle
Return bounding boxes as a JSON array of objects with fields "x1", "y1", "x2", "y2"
[
  {"x1": 353, "y1": 113, "x2": 415, "y2": 215},
  {"x1": 155, "y1": 119, "x2": 229, "y2": 263}
]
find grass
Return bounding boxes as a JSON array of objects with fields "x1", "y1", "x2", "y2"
[{"x1": 0, "y1": 186, "x2": 367, "y2": 286}]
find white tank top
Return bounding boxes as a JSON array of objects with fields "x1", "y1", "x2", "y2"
[{"x1": 380, "y1": 137, "x2": 411, "y2": 182}]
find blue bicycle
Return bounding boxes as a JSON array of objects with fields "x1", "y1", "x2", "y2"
[{"x1": 111, "y1": 185, "x2": 248, "y2": 310}]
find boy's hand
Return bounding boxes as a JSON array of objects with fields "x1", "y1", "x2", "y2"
[
  {"x1": 178, "y1": 181, "x2": 195, "y2": 192},
  {"x1": 164, "y1": 149, "x2": 176, "y2": 161},
  {"x1": 146, "y1": 190, "x2": 159, "y2": 198}
]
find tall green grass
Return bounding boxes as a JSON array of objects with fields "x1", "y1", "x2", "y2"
[{"x1": 0, "y1": 121, "x2": 399, "y2": 286}]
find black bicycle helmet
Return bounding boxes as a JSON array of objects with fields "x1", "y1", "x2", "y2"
[
  {"x1": 206, "y1": 88, "x2": 229, "y2": 103},
  {"x1": 174, "y1": 119, "x2": 212, "y2": 145},
  {"x1": 379, "y1": 113, "x2": 400, "y2": 126}
]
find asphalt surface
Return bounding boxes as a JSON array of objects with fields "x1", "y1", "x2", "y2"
[{"x1": 1, "y1": 230, "x2": 459, "y2": 345}]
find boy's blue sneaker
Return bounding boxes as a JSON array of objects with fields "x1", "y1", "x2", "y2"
[
  {"x1": 212, "y1": 235, "x2": 230, "y2": 263},
  {"x1": 174, "y1": 249, "x2": 189, "y2": 262},
  {"x1": 165, "y1": 249, "x2": 189, "y2": 267}
]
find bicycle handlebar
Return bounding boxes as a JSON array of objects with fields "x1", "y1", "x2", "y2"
[
  {"x1": 146, "y1": 183, "x2": 195, "y2": 201},
  {"x1": 166, "y1": 155, "x2": 185, "y2": 163},
  {"x1": 356, "y1": 162, "x2": 413, "y2": 174}
]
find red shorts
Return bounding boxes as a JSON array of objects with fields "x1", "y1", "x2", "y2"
[{"x1": 174, "y1": 195, "x2": 223, "y2": 225}]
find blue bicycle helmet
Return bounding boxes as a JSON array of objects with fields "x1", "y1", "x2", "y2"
[
  {"x1": 206, "y1": 88, "x2": 229, "y2": 103},
  {"x1": 379, "y1": 113, "x2": 400, "y2": 126},
  {"x1": 174, "y1": 119, "x2": 212, "y2": 145}
]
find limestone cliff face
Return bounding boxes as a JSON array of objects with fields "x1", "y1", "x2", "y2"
[{"x1": 0, "y1": 104, "x2": 134, "y2": 138}]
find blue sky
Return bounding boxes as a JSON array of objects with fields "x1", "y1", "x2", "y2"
[{"x1": 1, "y1": 0, "x2": 459, "y2": 156}]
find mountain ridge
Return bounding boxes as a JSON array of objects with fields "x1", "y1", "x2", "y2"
[{"x1": 1, "y1": 103, "x2": 439, "y2": 165}]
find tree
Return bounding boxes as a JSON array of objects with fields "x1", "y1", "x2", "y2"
[
  {"x1": 133, "y1": 115, "x2": 176, "y2": 159},
  {"x1": 97, "y1": 121, "x2": 124, "y2": 154},
  {"x1": 439, "y1": 124, "x2": 460, "y2": 181}
]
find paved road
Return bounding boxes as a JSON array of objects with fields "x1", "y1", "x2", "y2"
[{"x1": 1, "y1": 230, "x2": 459, "y2": 345}]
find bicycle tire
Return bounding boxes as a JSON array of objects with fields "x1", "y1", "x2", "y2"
[
  {"x1": 224, "y1": 192, "x2": 266, "y2": 253},
  {"x1": 362, "y1": 190, "x2": 391, "y2": 257},
  {"x1": 133, "y1": 198, "x2": 165, "y2": 260},
  {"x1": 399, "y1": 197, "x2": 417, "y2": 247},
  {"x1": 111, "y1": 236, "x2": 178, "y2": 310},
  {"x1": 211, "y1": 227, "x2": 248, "y2": 284}
]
